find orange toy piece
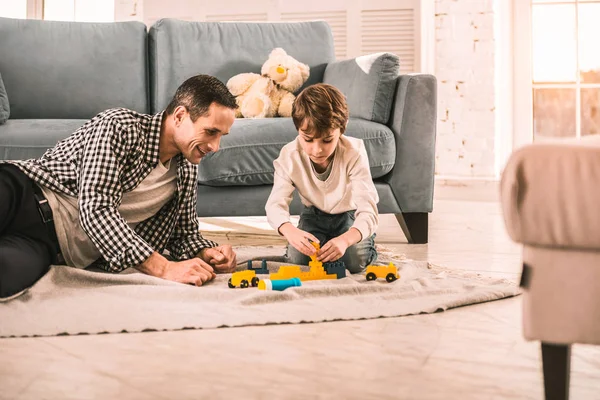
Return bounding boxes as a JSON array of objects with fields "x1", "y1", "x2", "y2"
[
  {"x1": 270, "y1": 265, "x2": 337, "y2": 282},
  {"x1": 270, "y1": 265, "x2": 304, "y2": 281},
  {"x1": 270, "y1": 240, "x2": 337, "y2": 281},
  {"x1": 308, "y1": 240, "x2": 323, "y2": 269},
  {"x1": 310, "y1": 241, "x2": 321, "y2": 252}
]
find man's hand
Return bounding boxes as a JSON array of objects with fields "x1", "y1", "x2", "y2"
[
  {"x1": 136, "y1": 252, "x2": 216, "y2": 286},
  {"x1": 279, "y1": 223, "x2": 320, "y2": 257},
  {"x1": 162, "y1": 258, "x2": 216, "y2": 286},
  {"x1": 199, "y1": 245, "x2": 237, "y2": 273}
]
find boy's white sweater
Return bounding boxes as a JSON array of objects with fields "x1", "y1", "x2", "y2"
[{"x1": 265, "y1": 136, "x2": 379, "y2": 240}]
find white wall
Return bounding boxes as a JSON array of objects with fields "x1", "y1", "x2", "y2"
[
  {"x1": 114, "y1": 0, "x2": 142, "y2": 22},
  {"x1": 0, "y1": 0, "x2": 28, "y2": 19}
]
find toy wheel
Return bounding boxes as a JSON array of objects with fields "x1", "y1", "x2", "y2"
[
  {"x1": 228, "y1": 278, "x2": 235, "y2": 288},
  {"x1": 386, "y1": 273, "x2": 397, "y2": 283},
  {"x1": 251, "y1": 277, "x2": 260, "y2": 287},
  {"x1": 240, "y1": 280, "x2": 249, "y2": 288},
  {"x1": 366, "y1": 272, "x2": 377, "y2": 281}
]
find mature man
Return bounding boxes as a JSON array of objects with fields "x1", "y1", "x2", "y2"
[{"x1": 0, "y1": 75, "x2": 238, "y2": 298}]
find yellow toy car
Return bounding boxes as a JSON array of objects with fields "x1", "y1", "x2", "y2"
[
  {"x1": 228, "y1": 270, "x2": 260, "y2": 288},
  {"x1": 365, "y1": 263, "x2": 399, "y2": 283}
]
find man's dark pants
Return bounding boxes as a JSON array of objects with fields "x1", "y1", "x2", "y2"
[{"x1": 0, "y1": 165, "x2": 57, "y2": 298}]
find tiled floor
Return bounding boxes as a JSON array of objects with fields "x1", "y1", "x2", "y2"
[{"x1": 1, "y1": 184, "x2": 599, "y2": 399}]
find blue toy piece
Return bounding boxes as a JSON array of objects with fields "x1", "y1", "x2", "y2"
[
  {"x1": 323, "y1": 261, "x2": 346, "y2": 279},
  {"x1": 259, "y1": 259, "x2": 269, "y2": 274},
  {"x1": 247, "y1": 259, "x2": 269, "y2": 274},
  {"x1": 259, "y1": 277, "x2": 302, "y2": 291}
]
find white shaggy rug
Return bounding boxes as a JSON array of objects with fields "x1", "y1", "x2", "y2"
[{"x1": 0, "y1": 246, "x2": 520, "y2": 338}]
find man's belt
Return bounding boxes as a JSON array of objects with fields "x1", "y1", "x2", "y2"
[{"x1": 31, "y1": 184, "x2": 65, "y2": 265}]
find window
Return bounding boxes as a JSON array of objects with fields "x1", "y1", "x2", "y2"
[{"x1": 516, "y1": 0, "x2": 600, "y2": 143}]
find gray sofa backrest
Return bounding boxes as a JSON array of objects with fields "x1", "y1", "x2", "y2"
[
  {"x1": 148, "y1": 19, "x2": 335, "y2": 113},
  {"x1": 0, "y1": 17, "x2": 149, "y2": 119}
]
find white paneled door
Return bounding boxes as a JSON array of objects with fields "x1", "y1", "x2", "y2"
[{"x1": 360, "y1": 7, "x2": 416, "y2": 73}]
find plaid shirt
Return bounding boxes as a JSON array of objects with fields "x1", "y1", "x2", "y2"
[{"x1": 5, "y1": 108, "x2": 218, "y2": 272}]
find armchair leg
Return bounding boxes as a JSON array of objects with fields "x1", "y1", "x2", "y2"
[
  {"x1": 395, "y1": 213, "x2": 428, "y2": 244},
  {"x1": 541, "y1": 342, "x2": 571, "y2": 400}
]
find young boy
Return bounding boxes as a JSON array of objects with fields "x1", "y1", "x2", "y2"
[{"x1": 265, "y1": 83, "x2": 379, "y2": 273}]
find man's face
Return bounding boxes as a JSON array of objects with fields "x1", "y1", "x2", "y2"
[{"x1": 174, "y1": 102, "x2": 235, "y2": 164}]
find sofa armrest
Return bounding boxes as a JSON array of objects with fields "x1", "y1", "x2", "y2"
[
  {"x1": 382, "y1": 74, "x2": 437, "y2": 213},
  {"x1": 501, "y1": 137, "x2": 600, "y2": 250},
  {"x1": 0, "y1": 72, "x2": 9, "y2": 124},
  {"x1": 323, "y1": 53, "x2": 400, "y2": 124}
]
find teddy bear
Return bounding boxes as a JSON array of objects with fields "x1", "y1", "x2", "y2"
[{"x1": 226, "y1": 48, "x2": 310, "y2": 118}]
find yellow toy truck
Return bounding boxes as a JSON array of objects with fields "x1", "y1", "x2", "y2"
[
  {"x1": 228, "y1": 270, "x2": 260, "y2": 288},
  {"x1": 270, "y1": 265, "x2": 304, "y2": 281},
  {"x1": 269, "y1": 265, "x2": 337, "y2": 282},
  {"x1": 267, "y1": 241, "x2": 338, "y2": 282},
  {"x1": 365, "y1": 263, "x2": 399, "y2": 283}
]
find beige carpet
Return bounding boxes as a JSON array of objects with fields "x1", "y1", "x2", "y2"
[{"x1": 0, "y1": 246, "x2": 520, "y2": 338}]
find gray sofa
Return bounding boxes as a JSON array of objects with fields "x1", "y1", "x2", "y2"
[{"x1": 0, "y1": 17, "x2": 437, "y2": 243}]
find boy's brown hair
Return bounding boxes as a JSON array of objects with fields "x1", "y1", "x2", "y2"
[{"x1": 291, "y1": 83, "x2": 349, "y2": 138}]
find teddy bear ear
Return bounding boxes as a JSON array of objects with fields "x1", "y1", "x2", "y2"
[
  {"x1": 299, "y1": 63, "x2": 310, "y2": 81},
  {"x1": 270, "y1": 48, "x2": 287, "y2": 57}
]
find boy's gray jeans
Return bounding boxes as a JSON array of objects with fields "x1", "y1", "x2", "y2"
[{"x1": 285, "y1": 206, "x2": 377, "y2": 273}]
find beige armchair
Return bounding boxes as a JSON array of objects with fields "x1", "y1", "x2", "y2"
[{"x1": 500, "y1": 137, "x2": 600, "y2": 400}]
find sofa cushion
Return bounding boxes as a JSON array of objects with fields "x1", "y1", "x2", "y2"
[
  {"x1": 0, "y1": 119, "x2": 87, "y2": 160},
  {"x1": 197, "y1": 118, "x2": 395, "y2": 186},
  {"x1": 0, "y1": 72, "x2": 8, "y2": 124},
  {"x1": 323, "y1": 53, "x2": 400, "y2": 124},
  {"x1": 0, "y1": 17, "x2": 149, "y2": 119},
  {"x1": 148, "y1": 19, "x2": 335, "y2": 113},
  {"x1": 196, "y1": 182, "x2": 402, "y2": 217}
]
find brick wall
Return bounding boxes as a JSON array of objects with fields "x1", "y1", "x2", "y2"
[{"x1": 435, "y1": 0, "x2": 497, "y2": 178}]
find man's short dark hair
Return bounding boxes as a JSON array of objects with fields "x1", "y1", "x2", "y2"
[{"x1": 165, "y1": 75, "x2": 237, "y2": 121}]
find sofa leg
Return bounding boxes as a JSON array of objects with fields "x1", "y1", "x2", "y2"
[
  {"x1": 395, "y1": 213, "x2": 428, "y2": 244},
  {"x1": 541, "y1": 342, "x2": 571, "y2": 400}
]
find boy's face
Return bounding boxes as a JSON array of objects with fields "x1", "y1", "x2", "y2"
[{"x1": 298, "y1": 125, "x2": 342, "y2": 168}]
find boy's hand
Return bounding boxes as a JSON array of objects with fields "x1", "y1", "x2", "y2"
[
  {"x1": 317, "y1": 236, "x2": 349, "y2": 262},
  {"x1": 279, "y1": 223, "x2": 320, "y2": 257},
  {"x1": 317, "y1": 228, "x2": 362, "y2": 262}
]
